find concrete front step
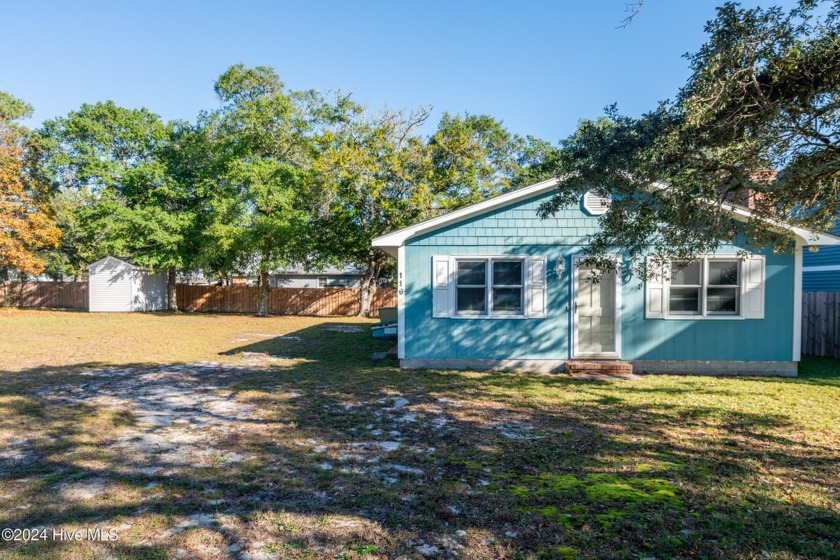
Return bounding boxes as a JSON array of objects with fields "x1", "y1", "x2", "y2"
[{"x1": 565, "y1": 360, "x2": 634, "y2": 377}]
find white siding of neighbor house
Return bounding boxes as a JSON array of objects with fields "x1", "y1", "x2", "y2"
[
  {"x1": 88, "y1": 257, "x2": 167, "y2": 312},
  {"x1": 271, "y1": 274, "x2": 362, "y2": 288}
]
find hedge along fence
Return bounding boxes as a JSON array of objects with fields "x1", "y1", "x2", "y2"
[
  {"x1": 0, "y1": 281, "x2": 88, "y2": 309},
  {"x1": 801, "y1": 291, "x2": 840, "y2": 358},
  {"x1": 176, "y1": 284, "x2": 396, "y2": 316}
]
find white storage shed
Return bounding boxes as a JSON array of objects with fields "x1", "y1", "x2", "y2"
[{"x1": 87, "y1": 256, "x2": 167, "y2": 312}]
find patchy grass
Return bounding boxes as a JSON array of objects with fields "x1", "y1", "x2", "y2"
[{"x1": 0, "y1": 310, "x2": 838, "y2": 559}]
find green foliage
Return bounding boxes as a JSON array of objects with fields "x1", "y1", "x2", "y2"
[
  {"x1": 36, "y1": 102, "x2": 195, "y2": 276},
  {"x1": 311, "y1": 108, "x2": 528, "y2": 313},
  {"x1": 312, "y1": 107, "x2": 435, "y2": 271},
  {"x1": 0, "y1": 90, "x2": 33, "y2": 123},
  {"x1": 540, "y1": 1, "x2": 840, "y2": 276},
  {"x1": 199, "y1": 65, "x2": 355, "y2": 281},
  {"x1": 29, "y1": 64, "x2": 543, "y2": 297},
  {"x1": 429, "y1": 112, "x2": 525, "y2": 207}
]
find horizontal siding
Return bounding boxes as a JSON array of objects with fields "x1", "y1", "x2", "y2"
[
  {"x1": 803, "y1": 221, "x2": 840, "y2": 291},
  {"x1": 803, "y1": 270, "x2": 840, "y2": 292},
  {"x1": 403, "y1": 190, "x2": 795, "y2": 363},
  {"x1": 802, "y1": 245, "x2": 840, "y2": 268}
]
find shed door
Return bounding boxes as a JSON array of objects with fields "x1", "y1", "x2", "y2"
[
  {"x1": 573, "y1": 259, "x2": 620, "y2": 358},
  {"x1": 89, "y1": 266, "x2": 133, "y2": 312}
]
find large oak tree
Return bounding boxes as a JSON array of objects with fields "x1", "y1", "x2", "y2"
[{"x1": 539, "y1": 1, "x2": 840, "y2": 277}]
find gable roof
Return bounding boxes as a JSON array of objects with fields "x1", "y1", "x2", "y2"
[
  {"x1": 371, "y1": 177, "x2": 840, "y2": 257},
  {"x1": 87, "y1": 256, "x2": 141, "y2": 272}
]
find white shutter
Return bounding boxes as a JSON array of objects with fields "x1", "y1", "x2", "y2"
[
  {"x1": 527, "y1": 257, "x2": 547, "y2": 318},
  {"x1": 742, "y1": 255, "x2": 765, "y2": 319},
  {"x1": 432, "y1": 256, "x2": 452, "y2": 318},
  {"x1": 646, "y1": 256, "x2": 667, "y2": 319}
]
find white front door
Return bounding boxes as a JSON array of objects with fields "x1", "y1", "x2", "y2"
[{"x1": 572, "y1": 257, "x2": 621, "y2": 358}]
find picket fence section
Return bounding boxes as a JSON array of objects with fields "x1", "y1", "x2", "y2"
[{"x1": 801, "y1": 291, "x2": 840, "y2": 358}]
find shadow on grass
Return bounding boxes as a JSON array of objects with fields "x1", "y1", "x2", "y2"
[{"x1": 0, "y1": 322, "x2": 837, "y2": 559}]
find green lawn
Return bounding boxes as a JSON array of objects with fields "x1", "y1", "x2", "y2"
[{"x1": 0, "y1": 310, "x2": 838, "y2": 559}]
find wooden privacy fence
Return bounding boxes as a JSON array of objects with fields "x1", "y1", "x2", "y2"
[
  {"x1": 801, "y1": 291, "x2": 840, "y2": 357},
  {"x1": 0, "y1": 282, "x2": 396, "y2": 317},
  {"x1": 177, "y1": 284, "x2": 396, "y2": 316},
  {"x1": 0, "y1": 282, "x2": 88, "y2": 309}
]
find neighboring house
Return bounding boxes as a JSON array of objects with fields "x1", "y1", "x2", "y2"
[
  {"x1": 177, "y1": 266, "x2": 364, "y2": 288},
  {"x1": 372, "y1": 178, "x2": 840, "y2": 376},
  {"x1": 271, "y1": 265, "x2": 364, "y2": 289},
  {"x1": 88, "y1": 256, "x2": 167, "y2": 312},
  {"x1": 803, "y1": 223, "x2": 840, "y2": 291}
]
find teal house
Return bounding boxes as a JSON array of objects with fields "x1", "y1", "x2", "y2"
[{"x1": 372, "y1": 178, "x2": 840, "y2": 376}]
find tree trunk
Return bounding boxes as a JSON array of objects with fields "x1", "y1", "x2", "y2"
[
  {"x1": 167, "y1": 266, "x2": 178, "y2": 312},
  {"x1": 357, "y1": 261, "x2": 381, "y2": 317},
  {"x1": 257, "y1": 269, "x2": 270, "y2": 317}
]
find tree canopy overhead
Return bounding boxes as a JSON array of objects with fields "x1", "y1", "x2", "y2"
[{"x1": 540, "y1": 0, "x2": 840, "y2": 276}]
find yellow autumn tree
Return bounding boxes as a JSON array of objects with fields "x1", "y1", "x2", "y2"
[{"x1": 0, "y1": 91, "x2": 60, "y2": 277}]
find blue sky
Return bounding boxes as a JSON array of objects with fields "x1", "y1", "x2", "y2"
[{"x1": 1, "y1": 0, "x2": 800, "y2": 142}]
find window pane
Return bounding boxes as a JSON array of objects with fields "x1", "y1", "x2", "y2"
[
  {"x1": 457, "y1": 261, "x2": 486, "y2": 285},
  {"x1": 708, "y1": 261, "x2": 739, "y2": 285},
  {"x1": 457, "y1": 287, "x2": 486, "y2": 312},
  {"x1": 493, "y1": 261, "x2": 522, "y2": 286},
  {"x1": 492, "y1": 287, "x2": 522, "y2": 312},
  {"x1": 669, "y1": 287, "x2": 700, "y2": 313},
  {"x1": 671, "y1": 261, "x2": 701, "y2": 285},
  {"x1": 707, "y1": 287, "x2": 738, "y2": 313}
]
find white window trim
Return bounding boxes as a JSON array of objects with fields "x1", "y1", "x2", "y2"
[
  {"x1": 450, "y1": 255, "x2": 530, "y2": 319},
  {"x1": 664, "y1": 256, "x2": 746, "y2": 320},
  {"x1": 317, "y1": 277, "x2": 328, "y2": 288}
]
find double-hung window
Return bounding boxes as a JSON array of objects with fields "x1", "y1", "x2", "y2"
[
  {"x1": 669, "y1": 258, "x2": 740, "y2": 316},
  {"x1": 455, "y1": 258, "x2": 524, "y2": 316},
  {"x1": 433, "y1": 255, "x2": 545, "y2": 319}
]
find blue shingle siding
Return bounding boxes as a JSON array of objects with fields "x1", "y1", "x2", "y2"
[{"x1": 403, "y1": 190, "x2": 795, "y2": 362}]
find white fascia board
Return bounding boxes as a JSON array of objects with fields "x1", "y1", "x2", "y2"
[{"x1": 371, "y1": 177, "x2": 562, "y2": 253}]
